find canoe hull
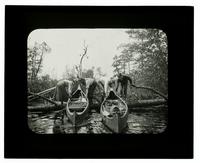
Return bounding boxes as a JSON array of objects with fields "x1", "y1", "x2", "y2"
[
  {"x1": 100, "y1": 90, "x2": 128, "y2": 133},
  {"x1": 66, "y1": 106, "x2": 89, "y2": 125},
  {"x1": 102, "y1": 111, "x2": 128, "y2": 133},
  {"x1": 66, "y1": 85, "x2": 89, "y2": 125}
]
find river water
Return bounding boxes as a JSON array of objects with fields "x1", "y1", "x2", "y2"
[{"x1": 28, "y1": 106, "x2": 167, "y2": 134}]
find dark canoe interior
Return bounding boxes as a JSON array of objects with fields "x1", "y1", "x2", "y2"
[{"x1": 68, "y1": 89, "x2": 88, "y2": 112}]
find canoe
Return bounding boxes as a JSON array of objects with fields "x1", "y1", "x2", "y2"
[
  {"x1": 100, "y1": 89, "x2": 128, "y2": 133},
  {"x1": 66, "y1": 84, "x2": 89, "y2": 126}
]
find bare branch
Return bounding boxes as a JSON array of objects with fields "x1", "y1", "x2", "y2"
[{"x1": 79, "y1": 41, "x2": 88, "y2": 77}]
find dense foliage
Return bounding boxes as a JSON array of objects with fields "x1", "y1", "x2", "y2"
[
  {"x1": 28, "y1": 42, "x2": 54, "y2": 93},
  {"x1": 113, "y1": 29, "x2": 168, "y2": 95},
  {"x1": 27, "y1": 41, "x2": 51, "y2": 80},
  {"x1": 28, "y1": 74, "x2": 58, "y2": 93}
]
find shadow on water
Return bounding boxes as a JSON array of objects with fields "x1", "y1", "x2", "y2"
[{"x1": 28, "y1": 106, "x2": 168, "y2": 134}]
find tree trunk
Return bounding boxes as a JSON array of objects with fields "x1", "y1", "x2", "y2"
[
  {"x1": 28, "y1": 92, "x2": 58, "y2": 105},
  {"x1": 28, "y1": 87, "x2": 56, "y2": 100},
  {"x1": 28, "y1": 99, "x2": 167, "y2": 112},
  {"x1": 28, "y1": 104, "x2": 65, "y2": 112},
  {"x1": 131, "y1": 84, "x2": 168, "y2": 101},
  {"x1": 128, "y1": 62, "x2": 130, "y2": 74},
  {"x1": 127, "y1": 99, "x2": 167, "y2": 107}
]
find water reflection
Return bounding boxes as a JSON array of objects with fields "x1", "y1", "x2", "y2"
[{"x1": 28, "y1": 107, "x2": 167, "y2": 134}]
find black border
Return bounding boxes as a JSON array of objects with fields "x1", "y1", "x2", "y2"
[{"x1": 5, "y1": 6, "x2": 193, "y2": 158}]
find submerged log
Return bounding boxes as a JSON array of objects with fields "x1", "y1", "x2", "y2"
[{"x1": 28, "y1": 99, "x2": 167, "y2": 112}]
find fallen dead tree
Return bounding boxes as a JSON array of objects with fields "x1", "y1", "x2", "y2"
[
  {"x1": 131, "y1": 84, "x2": 168, "y2": 101},
  {"x1": 28, "y1": 92, "x2": 58, "y2": 105},
  {"x1": 28, "y1": 104, "x2": 64, "y2": 112},
  {"x1": 28, "y1": 101, "x2": 66, "y2": 112},
  {"x1": 28, "y1": 82, "x2": 168, "y2": 112},
  {"x1": 28, "y1": 87, "x2": 56, "y2": 101},
  {"x1": 28, "y1": 99, "x2": 167, "y2": 112},
  {"x1": 127, "y1": 99, "x2": 167, "y2": 107}
]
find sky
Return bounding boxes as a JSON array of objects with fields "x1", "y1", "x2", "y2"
[{"x1": 28, "y1": 29, "x2": 130, "y2": 79}]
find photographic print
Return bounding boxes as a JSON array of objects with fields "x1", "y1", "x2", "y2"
[
  {"x1": 5, "y1": 6, "x2": 193, "y2": 158},
  {"x1": 27, "y1": 29, "x2": 168, "y2": 134}
]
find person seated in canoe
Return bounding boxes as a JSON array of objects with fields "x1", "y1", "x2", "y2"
[
  {"x1": 103, "y1": 88, "x2": 118, "y2": 115},
  {"x1": 104, "y1": 99, "x2": 126, "y2": 116}
]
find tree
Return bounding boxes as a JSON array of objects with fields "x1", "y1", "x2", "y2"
[
  {"x1": 95, "y1": 67, "x2": 106, "y2": 78},
  {"x1": 82, "y1": 68, "x2": 94, "y2": 78},
  {"x1": 27, "y1": 41, "x2": 52, "y2": 93},
  {"x1": 27, "y1": 41, "x2": 51, "y2": 80},
  {"x1": 115, "y1": 29, "x2": 168, "y2": 95},
  {"x1": 62, "y1": 65, "x2": 71, "y2": 79},
  {"x1": 28, "y1": 74, "x2": 58, "y2": 93},
  {"x1": 112, "y1": 55, "x2": 121, "y2": 74},
  {"x1": 79, "y1": 41, "x2": 88, "y2": 77},
  {"x1": 62, "y1": 65, "x2": 78, "y2": 80}
]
